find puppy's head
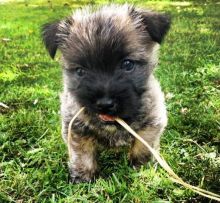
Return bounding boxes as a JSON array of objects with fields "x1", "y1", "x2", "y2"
[{"x1": 42, "y1": 5, "x2": 170, "y2": 123}]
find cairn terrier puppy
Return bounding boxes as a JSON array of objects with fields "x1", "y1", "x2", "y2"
[{"x1": 42, "y1": 4, "x2": 170, "y2": 183}]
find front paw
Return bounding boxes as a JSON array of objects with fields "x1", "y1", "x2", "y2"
[
  {"x1": 69, "y1": 173, "x2": 91, "y2": 183},
  {"x1": 68, "y1": 167, "x2": 97, "y2": 183},
  {"x1": 129, "y1": 154, "x2": 151, "y2": 169}
]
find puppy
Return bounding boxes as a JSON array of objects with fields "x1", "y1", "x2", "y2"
[{"x1": 42, "y1": 4, "x2": 171, "y2": 183}]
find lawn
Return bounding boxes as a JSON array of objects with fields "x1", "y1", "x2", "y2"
[{"x1": 0, "y1": 0, "x2": 219, "y2": 202}]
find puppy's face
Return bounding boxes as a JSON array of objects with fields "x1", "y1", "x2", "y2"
[{"x1": 42, "y1": 5, "x2": 170, "y2": 123}]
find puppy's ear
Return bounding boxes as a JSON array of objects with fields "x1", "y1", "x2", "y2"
[
  {"x1": 130, "y1": 8, "x2": 171, "y2": 43},
  {"x1": 42, "y1": 21, "x2": 60, "y2": 59},
  {"x1": 42, "y1": 18, "x2": 73, "y2": 59}
]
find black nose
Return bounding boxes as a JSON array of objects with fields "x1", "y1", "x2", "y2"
[{"x1": 96, "y1": 98, "x2": 116, "y2": 113}]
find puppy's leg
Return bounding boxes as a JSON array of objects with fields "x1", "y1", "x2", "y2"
[
  {"x1": 68, "y1": 134, "x2": 97, "y2": 183},
  {"x1": 129, "y1": 126, "x2": 162, "y2": 168}
]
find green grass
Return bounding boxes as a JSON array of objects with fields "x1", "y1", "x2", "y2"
[{"x1": 0, "y1": 0, "x2": 219, "y2": 202}]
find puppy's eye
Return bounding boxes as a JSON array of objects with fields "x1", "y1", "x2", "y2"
[
  {"x1": 75, "y1": 67, "x2": 86, "y2": 77},
  {"x1": 121, "y1": 59, "x2": 135, "y2": 72}
]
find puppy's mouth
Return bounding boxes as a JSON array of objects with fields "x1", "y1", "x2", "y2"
[{"x1": 98, "y1": 114, "x2": 116, "y2": 123}]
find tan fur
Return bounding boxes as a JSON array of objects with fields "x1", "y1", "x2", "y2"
[
  {"x1": 68, "y1": 134, "x2": 97, "y2": 182},
  {"x1": 130, "y1": 126, "x2": 163, "y2": 166}
]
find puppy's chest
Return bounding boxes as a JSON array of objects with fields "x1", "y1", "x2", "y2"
[{"x1": 72, "y1": 120, "x2": 134, "y2": 147}]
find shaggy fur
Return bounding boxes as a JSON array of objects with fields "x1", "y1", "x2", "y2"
[{"x1": 42, "y1": 4, "x2": 170, "y2": 183}]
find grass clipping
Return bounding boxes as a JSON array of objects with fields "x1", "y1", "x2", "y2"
[{"x1": 68, "y1": 107, "x2": 220, "y2": 201}]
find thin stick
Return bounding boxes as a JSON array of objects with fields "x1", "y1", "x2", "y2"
[
  {"x1": 67, "y1": 107, "x2": 85, "y2": 159},
  {"x1": 116, "y1": 118, "x2": 220, "y2": 201},
  {"x1": 0, "y1": 102, "x2": 9, "y2": 108},
  {"x1": 67, "y1": 107, "x2": 220, "y2": 201}
]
